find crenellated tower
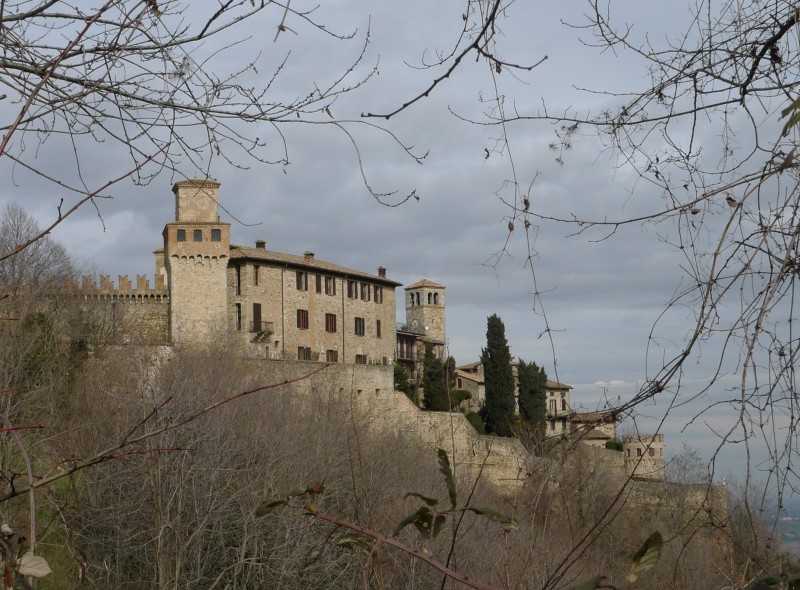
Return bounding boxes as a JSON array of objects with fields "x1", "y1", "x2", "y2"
[
  {"x1": 163, "y1": 179, "x2": 230, "y2": 344},
  {"x1": 623, "y1": 434, "x2": 665, "y2": 481}
]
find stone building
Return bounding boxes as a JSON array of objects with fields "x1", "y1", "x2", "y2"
[
  {"x1": 163, "y1": 179, "x2": 402, "y2": 364},
  {"x1": 455, "y1": 359, "x2": 573, "y2": 435},
  {"x1": 69, "y1": 179, "x2": 410, "y2": 366}
]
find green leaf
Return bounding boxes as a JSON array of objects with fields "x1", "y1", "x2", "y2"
[
  {"x1": 746, "y1": 573, "x2": 800, "y2": 589},
  {"x1": 17, "y1": 553, "x2": 51, "y2": 578},
  {"x1": 781, "y1": 96, "x2": 800, "y2": 118},
  {"x1": 627, "y1": 531, "x2": 663, "y2": 583},
  {"x1": 567, "y1": 576, "x2": 606, "y2": 590},
  {"x1": 255, "y1": 499, "x2": 288, "y2": 517},
  {"x1": 432, "y1": 514, "x2": 447, "y2": 538},
  {"x1": 467, "y1": 506, "x2": 519, "y2": 530},
  {"x1": 437, "y1": 449, "x2": 457, "y2": 509},
  {"x1": 405, "y1": 492, "x2": 439, "y2": 506},
  {"x1": 393, "y1": 506, "x2": 432, "y2": 538}
]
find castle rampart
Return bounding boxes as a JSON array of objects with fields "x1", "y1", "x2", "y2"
[{"x1": 623, "y1": 433, "x2": 665, "y2": 481}]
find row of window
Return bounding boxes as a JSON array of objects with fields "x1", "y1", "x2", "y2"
[
  {"x1": 409, "y1": 291, "x2": 439, "y2": 306},
  {"x1": 298, "y1": 271, "x2": 337, "y2": 294},
  {"x1": 176, "y1": 228, "x2": 222, "y2": 242},
  {"x1": 296, "y1": 348, "x2": 379, "y2": 365},
  {"x1": 296, "y1": 310, "x2": 381, "y2": 337},
  {"x1": 548, "y1": 399, "x2": 569, "y2": 413},
  {"x1": 295, "y1": 271, "x2": 383, "y2": 303}
]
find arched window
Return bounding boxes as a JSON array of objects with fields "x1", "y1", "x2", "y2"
[
  {"x1": 409, "y1": 293, "x2": 414, "y2": 306},
  {"x1": 428, "y1": 292, "x2": 432, "y2": 304},
  {"x1": 415, "y1": 292, "x2": 420, "y2": 305},
  {"x1": 434, "y1": 293, "x2": 439, "y2": 305}
]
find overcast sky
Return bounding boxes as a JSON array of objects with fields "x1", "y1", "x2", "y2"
[{"x1": 1, "y1": 1, "x2": 788, "y2": 482}]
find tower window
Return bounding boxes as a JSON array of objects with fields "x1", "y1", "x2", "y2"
[
  {"x1": 193, "y1": 229, "x2": 203, "y2": 242},
  {"x1": 434, "y1": 293, "x2": 439, "y2": 305},
  {"x1": 315, "y1": 274, "x2": 322, "y2": 293},
  {"x1": 409, "y1": 293, "x2": 414, "y2": 306},
  {"x1": 177, "y1": 229, "x2": 186, "y2": 242},
  {"x1": 428, "y1": 292, "x2": 433, "y2": 304},
  {"x1": 211, "y1": 228, "x2": 221, "y2": 241},
  {"x1": 376, "y1": 319, "x2": 382, "y2": 338},
  {"x1": 235, "y1": 303, "x2": 242, "y2": 331},
  {"x1": 253, "y1": 265, "x2": 259, "y2": 286}
]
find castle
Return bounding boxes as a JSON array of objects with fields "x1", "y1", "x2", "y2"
[
  {"x1": 62, "y1": 179, "x2": 665, "y2": 481},
  {"x1": 68, "y1": 179, "x2": 446, "y2": 368}
]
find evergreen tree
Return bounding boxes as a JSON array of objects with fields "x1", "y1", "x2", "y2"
[
  {"x1": 518, "y1": 359, "x2": 547, "y2": 437},
  {"x1": 445, "y1": 356, "x2": 457, "y2": 390},
  {"x1": 393, "y1": 363, "x2": 413, "y2": 399},
  {"x1": 480, "y1": 314, "x2": 515, "y2": 436},
  {"x1": 422, "y1": 343, "x2": 448, "y2": 411}
]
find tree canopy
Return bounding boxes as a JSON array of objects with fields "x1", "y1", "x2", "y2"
[
  {"x1": 480, "y1": 314, "x2": 515, "y2": 437},
  {"x1": 518, "y1": 360, "x2": 547, "y2": 437},
  {"x1": 422, "y1": 343, "x2": 448, "y2": 412}
]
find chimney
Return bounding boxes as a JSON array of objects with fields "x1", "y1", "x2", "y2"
[
  {"x1": 378, "y1": 266, "x2": 386, "y2": 278},
  {"x1": 255, "y1": 239, "x2": 266, "y2": 250},
  {"x1": 304, "y1": 251, "x2": 315, "y2": 262}
]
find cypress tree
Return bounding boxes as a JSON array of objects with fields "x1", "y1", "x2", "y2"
[
  {"x1": 481, "y1": 314, "x2": 515, "y2": 436},
  {"x1": 518, "y1": 359, "x2": 547, "y2": 437},
  {"x1": 422, "y1": 343, "x2": 448, "y2": 411}
]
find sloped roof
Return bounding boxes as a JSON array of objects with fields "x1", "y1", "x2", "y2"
[
  {"x1": 571, "y1": 410, "x2": 618, "y2": 424},
  {"x1": 405, "y1": 278, "x2": 445, "y2": 290},
  {"x1": 454, "y1": 369, "x2": 483, "y2": 384},
  {"x1": 546, "y1": 380, "x2": 572, "y2": 390},
  {"x1": 229, "y1": 245, "x2": 402, "y2": 286}
]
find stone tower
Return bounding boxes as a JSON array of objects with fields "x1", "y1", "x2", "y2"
[
  {"x1": 623, "y1": 433, "x2": 665, "y2": 481},
  {"x1": 405, "y1": 279, "x2": 446, "y2": 354},
  {"x1": 163, "y1": 179, "x2": 231, "y2": 344}
]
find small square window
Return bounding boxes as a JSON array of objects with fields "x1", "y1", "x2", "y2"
[
  {"x1": 211, "y1": 228, "x2": 221, "y2": 242},
  {"x1": 193, "y1": 229, "x2": 202, "y2": 242},
  {"x1": 176, "y1": 229, "x2": 186, "y2": 242}
]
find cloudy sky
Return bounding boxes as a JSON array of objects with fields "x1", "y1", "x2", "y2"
[{"x1": 1, "y1": 1, "x2": 790, "y2": 482}]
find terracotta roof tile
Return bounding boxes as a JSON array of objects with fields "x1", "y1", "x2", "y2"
[
  {"x1": 405, "y1": 278, "x2": 445, "y2": 290},
  {"x1": 229, "y1": 245, "x2": 402, "y2": 286}
]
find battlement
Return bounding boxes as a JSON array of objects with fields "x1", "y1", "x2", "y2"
[{"x1": 65, "y1": 274, "x2": 168, "y2": 301}]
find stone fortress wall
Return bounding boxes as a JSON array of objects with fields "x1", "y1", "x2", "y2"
[{"x1": 66, "y1": 274, "x2": 169, "y2": 344}]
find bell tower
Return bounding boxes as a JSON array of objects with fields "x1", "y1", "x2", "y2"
[
  {"x1": 404, "y1": 279, "x2": 446, "y2": 355},
  {"x1": 163, "y1": 179, "x2": 230, "y2": 344}
]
